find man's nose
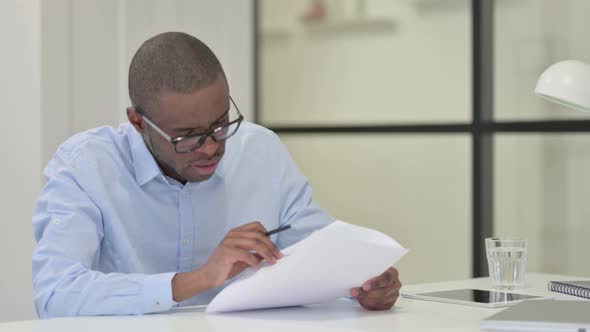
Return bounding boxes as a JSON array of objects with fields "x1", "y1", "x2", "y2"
[{"x1": 194, "y1": 135, "x2": 219, "y2": 157}]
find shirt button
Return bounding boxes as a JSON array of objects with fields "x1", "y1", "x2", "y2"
[{"x1": 183, "y1": 239, "x2": 189, "y2": 246}]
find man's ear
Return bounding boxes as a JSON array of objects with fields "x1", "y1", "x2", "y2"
[{"x1": 127, "y1": 107, "x2": 145, "y2": 133}]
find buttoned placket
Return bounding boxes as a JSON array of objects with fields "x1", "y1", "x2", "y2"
[{"x1": 178, "y1": 183, "x2": 196, "y2": 273}]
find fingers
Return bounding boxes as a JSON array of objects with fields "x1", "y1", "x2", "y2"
[
  {"x1": 350, "y1": 287, "x2": 363, "y2": 299},
  {"x1": 228, "y1": 236, "x2": 281, "y2": 264},
  {"x1": 236, "y1": 229, "x2": 282, "y2": 258},
  {"x1": 353, "y1": 285, "x2": 401, "y2": 310},
  {"x1": 203, "y1": 222, "x2": 283, "y2": 288},
  {"x1": 352, "y1": 279, "x2": 401, "y2": 300},
  {"x1": 230, "y1": 247, "x2": 263, "y2": 268},
  {"x1": 362, "y1": 267, "x2": 399, "y2": 291},
  {"x1": 351, "y1": 268, "x2": 402, "y2": 311},
  {"x1": 359, "y1": 298, "x2": 396, "y2": 311},
  {"x1": 225, "y1": 221, "x2": 282, "y2": 264},
  {"x1": 235, "y1": 221, "x2": 268, "y2": 233}
]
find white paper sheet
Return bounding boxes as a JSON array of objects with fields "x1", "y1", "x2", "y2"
[{"x1": 206, "y1": 220, "x2": 408, "y2": 313}]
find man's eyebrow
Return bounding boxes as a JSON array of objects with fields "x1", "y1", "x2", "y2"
[{"x1": 171, "y1": 106, "x2": 230, "y2": 133}]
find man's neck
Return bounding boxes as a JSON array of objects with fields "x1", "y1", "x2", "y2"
[{"x1": 158, "y1": 162, "x2": 187, "y2": 185}]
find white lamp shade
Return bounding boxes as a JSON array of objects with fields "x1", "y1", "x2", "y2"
[{"x1": 535, "y1": 60, "x2": 590, "y2": 112}]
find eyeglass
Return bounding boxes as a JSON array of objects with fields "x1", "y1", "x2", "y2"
[{"x1": 134, "y1": 97, "x2": 244, "y2": 153}]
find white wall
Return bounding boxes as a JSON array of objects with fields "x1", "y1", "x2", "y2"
[
  {"x1": 0, "y1": 0, "x2": 41, "y2": 322},
  {"x1": 259, "y1": 0, "x2": 473, "y2": 284},
  {"x1": 259, "y1": 0, "x2": 471, "y2": 125},
  {"x1": 0, "y1": 0, "x2": 253, "y2": 322},
  {"x1": 43, "y1": 0, "x2": 254, "y2": 165},
  {"x1": 494, "y1": 0, "x2": 590, "y2": 121},
  {"x1": 282, "y1": 135, "x2": 472, "y2": 284},
  {"x1": 494, "y1": 0, "x2": 590, "y2": 277},
  {"x1": 260, "y1": 0, "x2": 590, "y2": 282}
]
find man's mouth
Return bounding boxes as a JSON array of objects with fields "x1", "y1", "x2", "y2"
[{"x1": 191, "y1": 160, "x2": 219, "y2": 176}]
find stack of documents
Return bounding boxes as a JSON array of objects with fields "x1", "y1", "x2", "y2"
[{"x1": 206, "y1": 220, "x2": 408, "y2": 313}]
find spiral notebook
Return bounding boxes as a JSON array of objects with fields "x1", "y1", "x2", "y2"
[{"x1": 547, "y1": 280, "x2": 590, "y2": 299}]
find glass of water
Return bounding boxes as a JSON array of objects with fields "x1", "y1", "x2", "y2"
[{"x1": 485, "y1": 237, "x2": 527, "y2": 290}]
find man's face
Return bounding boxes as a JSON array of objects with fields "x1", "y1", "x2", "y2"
[{"x1": 142, "y1": 75, "x2": 230, "y2": 183}]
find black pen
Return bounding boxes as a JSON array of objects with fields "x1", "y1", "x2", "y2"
[{"x1": 264, "y1": 225, "x2": 291, "y2": 236}]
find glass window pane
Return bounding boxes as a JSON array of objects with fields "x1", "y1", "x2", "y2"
[
  {"x1": 259, "y1": 0, "x2": 472, "y2": 125},
  {"x1": 495, "y1": 134, "x2": 590, "y2": 277},
  {"x1": 495, "y1": 0, "x2": 590, "y2": 120},
  {"x1": 281, "y1": 134, "x2": 472, "y2": 283}
]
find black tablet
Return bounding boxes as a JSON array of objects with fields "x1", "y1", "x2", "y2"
[{"x1": 402, "y1": 289, "x2": 543, "y2": 308}]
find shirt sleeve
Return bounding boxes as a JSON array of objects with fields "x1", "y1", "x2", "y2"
[
  {"x1": 269, "y1": 133, "x2": 336, "y2": 249},
  {"x1": 32, "y1": 150, "x2": 176, "y2": 318}
]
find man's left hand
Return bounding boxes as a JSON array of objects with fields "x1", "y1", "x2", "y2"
[{"x1": 350, "y1": 267, "x2": 401, "y2": 310}]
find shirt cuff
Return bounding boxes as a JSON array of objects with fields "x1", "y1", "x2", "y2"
[{"x1": 142, "y1": 272, "x2": 177, "y2": 313}]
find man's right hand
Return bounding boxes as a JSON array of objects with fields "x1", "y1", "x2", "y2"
[
  {"x1": 201, "y1": 221, "x2": 283, "y2": 287},
  {"x1": 172, "y1": 222, "x2": 283, "y2": 302}
]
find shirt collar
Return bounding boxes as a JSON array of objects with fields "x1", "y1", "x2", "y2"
[
  {"x1": 128, "y1": 124, "x2": 228, "y2": 186},
  {"x1": 128, "y1": 125, "x2": 163, "y2": 186}
]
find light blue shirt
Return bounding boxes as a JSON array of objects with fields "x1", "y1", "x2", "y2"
[{"x1": 32, "y1": 122, "x2": 334, "y2": 318}]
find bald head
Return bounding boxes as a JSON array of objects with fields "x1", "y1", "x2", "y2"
[{"x1": 128, "y1": 32, "x2": 225, "y2": 115}]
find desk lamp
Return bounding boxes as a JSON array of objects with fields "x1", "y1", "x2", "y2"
[{"x1": 535, "y1": 60, "x2": 590, "y2": 111}]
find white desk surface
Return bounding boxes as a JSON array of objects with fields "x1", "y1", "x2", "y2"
[{"x1": 2, "y1": 273, "x2": 588, "y2": 332}]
